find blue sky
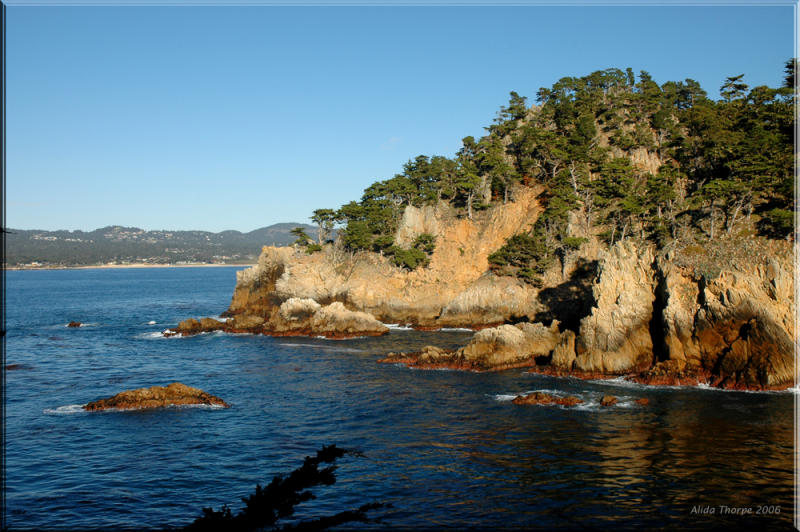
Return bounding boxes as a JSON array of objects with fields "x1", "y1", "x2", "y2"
[{"x1": 6, "y1": 4, "x2": 796, "y2": 232}]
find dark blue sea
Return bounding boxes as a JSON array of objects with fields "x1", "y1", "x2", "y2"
[{"x1": 4, "y1": 267, "x2": 796, "y2": 530}]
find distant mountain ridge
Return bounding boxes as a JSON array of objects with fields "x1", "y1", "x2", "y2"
[{"x1": 5, "y1": 223, "x2": 319, "y2": 268}]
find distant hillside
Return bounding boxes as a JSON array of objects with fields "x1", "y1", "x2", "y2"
[{"x1": 4, "y1": 223, "x2": 319, "y2": 268}]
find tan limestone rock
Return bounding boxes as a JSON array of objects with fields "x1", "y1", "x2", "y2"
[
  {"x1": 575, "y1": 242, "x2": 656, "y2": 374},
  {"x1": 84, "y1": 382, "x2": 229, "y2": 411}
]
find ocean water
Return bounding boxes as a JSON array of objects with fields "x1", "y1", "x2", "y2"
[{"x1": 4, "y1": 267, "x2": 795, "y2": 530}]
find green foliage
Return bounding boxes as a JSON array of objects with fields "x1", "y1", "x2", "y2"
[
  {"x1": 561, "y1": 236, "x2": 587, "y2": 250},
  {"x1": 310, "y1": 209, "x2": 337, "y2": 244},
  {"x1": 758, "y1": 208, "x2": 794, "y2": 238},
  {"x1": 412, "y1": 233, "x2": 436, "y2": 254},
  {"x1": 339, "y1": 220, "x2": 373, "y2": 252},
  {"x1": 371, "y1": 235, "x2": 395, "y2": 253},
  {"x1": 390, "y1": 247, "x2": 429, "y2": 270},
  {"x1": 291, "y1": 227, "x2": 312, "y2": 247},
  {"x1": 488, "y1": 231, "x2": 552, "y2": 286},
  {"x1": 185, "y1": 445, "x2": 386, "y2": 532},
  {"x1": 389, "y1": 233, "x2": 436, "y2": 270},
  {"x1": 305, "y1": 244, "x2": 322, "y2": 254}
]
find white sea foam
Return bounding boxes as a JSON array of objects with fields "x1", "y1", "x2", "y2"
[
  {"x1": 47, "y1": 403, "x2": 227, "y2": 414},
  {"x1": 313, "y1": 335, "x2": 366, "y2": 340},
  {"x1": 137, "y1": 331, "x2": 167, "y2": 339},
  {"x1": 438, "y1": 327, "x2": 474, "y2": 332},
  {"x1": 384, "y1": 323, "x2": 414, "y2": 330},
  {"x1": 573, "y1": 400, "x2": 601, "y2": 411},
  {"x1": 590, "y1": 376, "x2": 796, "y2": 394},
  {"x1": 147, "y1": 320, "x2": 157, "y2": 325},
  {"x1": 277, "y1": 343, "x2": 363, "y2": 353},
  {"x1": 493, "y1": 394, "x2": 518, "y2": 402},
  {"x1": 492, "y1": 389, "x2": 579, "y2": 402},
  {"x1": 43, "y1": 404, "x2": 86, "y2": 415},
  {"x1": 589, "y1": 376, "x2": 700, "y2": 392},
  {"x1": 171, "y1": 403, "x2": 227, "y2": 410}
]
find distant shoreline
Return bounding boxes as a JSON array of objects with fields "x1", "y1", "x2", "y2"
[{"x1": 5, "y1": 263, "x2": 256, "y2": 271}]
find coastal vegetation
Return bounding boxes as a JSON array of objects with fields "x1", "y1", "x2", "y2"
[{"x1": 315, "y1": 61, "x2": 794, "y2": 280}]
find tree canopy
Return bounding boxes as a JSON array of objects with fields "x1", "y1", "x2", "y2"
[{"x1": 309, "y1": 62, "x2": 794, "y2": 282}]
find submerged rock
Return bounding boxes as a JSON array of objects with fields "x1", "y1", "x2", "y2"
[
  {"x1": 5, "y1": 363, "x2": 33, "y2": 371},
  {"x1": 599, "y1": 395, "x2": 617, "y2": 407},
  {"x1": 512, "y1": 392, "x2": 583, "y2": 407},
  {"x1": 84, "y1": 382, "x2": 229, "y2": 411}
]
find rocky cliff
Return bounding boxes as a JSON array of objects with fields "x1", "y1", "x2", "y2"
[
  {"x1": 390, "y1": 240, "x2": 794, "y2": 390},
  {"x1": 178, "y1": 187, "x2": 794, "y2": 391},
  {"x1": 221, "y1": 186, "x2": 546, "y2": 329}
]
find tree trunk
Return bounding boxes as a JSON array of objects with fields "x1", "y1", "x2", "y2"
[
  {"x1": 727, "y1": 202, "x2": 742, "y2": 234},
  {"x1": 467, "y1": 191, "x2": 473, "y2": 220},
  {"x1": 569, "y1": 163, "x2": 580, "y2": 194},
  {"x1": 709, "y1": 202, "x2": 716, "y2": 240}
]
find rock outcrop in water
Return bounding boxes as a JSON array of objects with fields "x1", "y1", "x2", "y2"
[
  {"x1": 512, "y1": 392, "x2": 583, "y2": 407},
  {"x1": 379, "y1": 321, "x2": 563, "y2": 371},
  {"x1": 83, "y1": 382, "x2": 229, "y2": 411},
  {"x1": 166, "y1": 298, "x2": 388, "y2": 339}
]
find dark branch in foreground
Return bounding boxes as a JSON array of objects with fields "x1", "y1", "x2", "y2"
[{"x1": 184, "y1": 445, "x2": 387, "y2": 532}]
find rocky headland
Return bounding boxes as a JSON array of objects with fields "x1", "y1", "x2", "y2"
[
  {"x1": 175, "y1": 187, "x2": 794, "y2": 392},
  {"x1": 83, "y1": 382, "x2": 229, "y2": 411}
]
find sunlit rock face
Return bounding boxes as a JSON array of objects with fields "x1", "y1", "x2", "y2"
[{"x1": 190, "y1": 184, "x2": 793, "y2": 390}]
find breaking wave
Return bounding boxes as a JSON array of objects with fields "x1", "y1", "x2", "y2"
[{"x1": 43, "y1": 404, "x2": 86, "y2": 415}]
